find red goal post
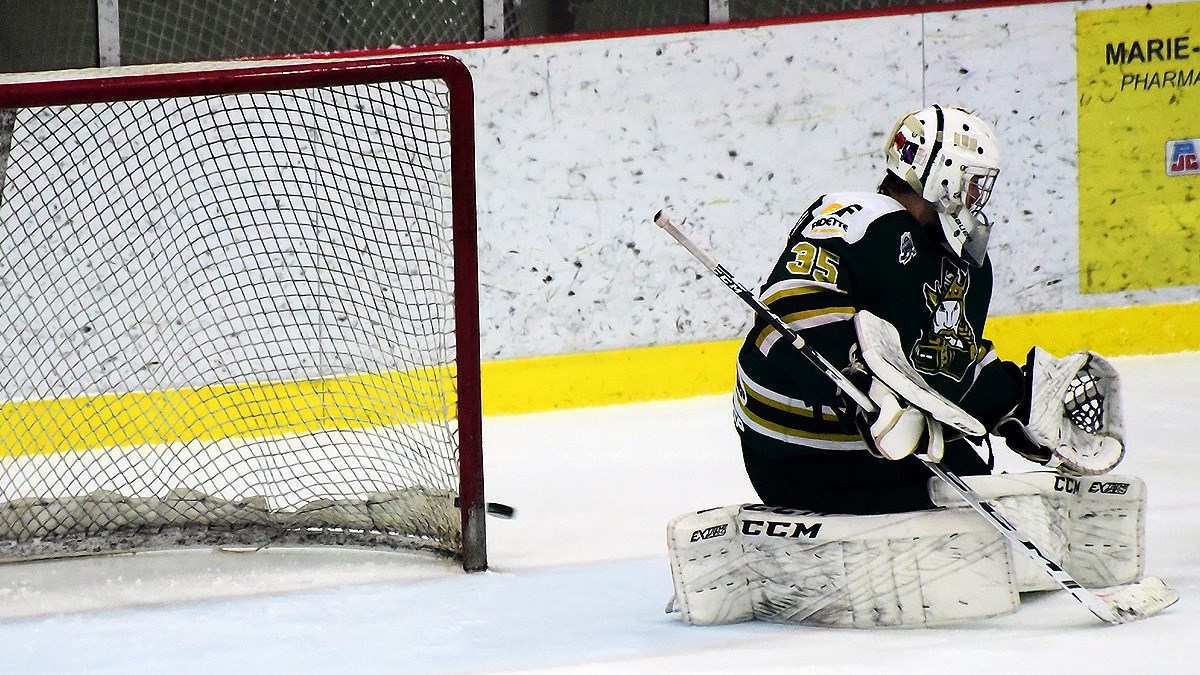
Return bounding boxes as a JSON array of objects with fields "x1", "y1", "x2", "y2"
[{"x1": 0, "y1": 53, "x2": 487, "y2": 571}]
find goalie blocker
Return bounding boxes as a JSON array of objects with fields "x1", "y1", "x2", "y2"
[{"x1": 667, "y1": 471, "x2": 1147, "y2": 627}]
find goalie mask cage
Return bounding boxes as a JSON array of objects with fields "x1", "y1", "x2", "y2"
[{"x1": 0, "y1": 53, "x2": 487, "y2": 571}]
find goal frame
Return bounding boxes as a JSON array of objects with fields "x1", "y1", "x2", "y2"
[{"x1": 0, "y1": 53, "x2": 487, "y2": 571}]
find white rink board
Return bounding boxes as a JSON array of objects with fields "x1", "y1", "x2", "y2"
[
  {"x1": 457, "y1": 0, "x2": 1199, "y2": 359},
  {"x1": 1, "y1": 0, "x2": 1196, "y2": 400}
]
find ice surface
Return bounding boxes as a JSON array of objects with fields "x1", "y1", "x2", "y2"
[{"x1": 0, "y1": 352, "x2": 1195, "y2": 674}]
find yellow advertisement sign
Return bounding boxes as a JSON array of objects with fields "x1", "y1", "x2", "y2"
[{"x1": 1077, "y1": 2, "x2": 1200, "y2": 293}]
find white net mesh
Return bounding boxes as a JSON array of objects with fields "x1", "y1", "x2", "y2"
[{"x1": 0, "y1": 58, "x2": 476, "y2": 562}]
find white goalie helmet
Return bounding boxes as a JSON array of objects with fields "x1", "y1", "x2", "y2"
[{"x1": 884, "y1": 105, "x2": 1001, "y2": 267}]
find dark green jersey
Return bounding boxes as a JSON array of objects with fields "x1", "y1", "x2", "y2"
[{"x1": 735, "y1": 191, "x2": 1016, "y2": 454}]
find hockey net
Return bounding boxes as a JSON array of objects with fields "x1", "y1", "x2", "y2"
[{"x1": 0, "y1": 53, "x2": 486, "y2": 570}]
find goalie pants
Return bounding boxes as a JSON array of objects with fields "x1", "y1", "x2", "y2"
[{"x1": 739, "y1": 431, "x2": 991, "y2": 515}]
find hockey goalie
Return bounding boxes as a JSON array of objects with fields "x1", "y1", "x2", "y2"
[{"x1": 664, "y1": 105, "x2": 1172, "y2": 627}]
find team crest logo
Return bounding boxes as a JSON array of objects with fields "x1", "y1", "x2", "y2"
[
  {"x1": 898, "y1": 232, "x2": 916, "y2": 265},
  {"x1": 910, "y1": 259, "x2": 982, "y2": 381}
]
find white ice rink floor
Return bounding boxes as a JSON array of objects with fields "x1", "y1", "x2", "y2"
[{"x1": 0, "y1": 352, "x2": 1196, "y2": 674}]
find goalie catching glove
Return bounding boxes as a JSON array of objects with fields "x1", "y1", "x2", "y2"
[{"x1": 994, "y1": 347, "x2": 1125, "y2": 475}]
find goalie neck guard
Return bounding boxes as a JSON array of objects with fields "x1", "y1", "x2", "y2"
[{"x1": 884, "y1": 105, "x2": 1001, "y2": 267}]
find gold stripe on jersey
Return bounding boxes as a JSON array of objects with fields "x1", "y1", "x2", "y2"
[
  {"x1": 733, "y1": 394, "x2": 867, "y2": 451},
  {"x1": 736, "y1": 363, "x2": 841, "y2": 422},
  {"x1": 754, "y1": 306, "x2": 855, "y2": 356},
  {"x1": 735, "y1": 366, "x2": 866, "y2": 451},
  {"x1": 759, "y1": 278, "x2": 844, "y2": 307},
  {"x1": 754, "y1": 279, "x2": 854, "y2": 356}
]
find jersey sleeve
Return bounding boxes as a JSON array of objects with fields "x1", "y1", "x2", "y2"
[
  {"x1": 744, "y1": 193, "x2": 902, "y2": 377},
  {"x1": 744, "y1": 235, "x2": 854, "y2": 380},
  {"x1": 733, "y1": 194, "x2": 905, "y2": 451}
]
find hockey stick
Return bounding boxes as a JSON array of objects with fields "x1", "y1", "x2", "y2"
[{"x1": 652, "y1": 210, "x2": 1178, "y2": 624}]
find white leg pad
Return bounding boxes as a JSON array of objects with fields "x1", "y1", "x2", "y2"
[
  {"x1": 666, "y1": 505, "x2": 754, "y2": 625},
  {"x1": 739, "y1": 506, "x2": 1018, "y2": 627},
  {"x1": 667, "y1": 504, "x2": 1019, "y2": 627},
  {"x1": 928, "y1": 472, "x2": 1146, "y2": 591}
]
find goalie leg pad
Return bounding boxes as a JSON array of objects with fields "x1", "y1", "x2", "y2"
[
  {"x1": 738, "y1": 505, "x2": 1018, "y2": 627},
  {"x1": 667, "y1": 504, "x2": 1020, "y2": 627},
  {"x1": 928, "y1": 472, "x2": 1145, "y2": 591},
  {"x1": 666, "y1": 505, "x2": 755, "y2": 625}
]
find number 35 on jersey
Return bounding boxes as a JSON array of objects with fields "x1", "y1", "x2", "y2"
[{"x1": 786, "y1": 241, "x2": 840, "y2": 284}]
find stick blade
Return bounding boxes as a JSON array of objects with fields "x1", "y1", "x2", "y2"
[{"x1": 1095, "y1": 576, "x2": 1180, "y2": 623}]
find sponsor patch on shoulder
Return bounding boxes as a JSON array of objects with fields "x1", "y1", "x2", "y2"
[
  {"x1": 799, "y1": 193, "x2": 901, "y2": 244},
  {"x1": 803, "y1": 202, "x2": 861, "y2": 237}
]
